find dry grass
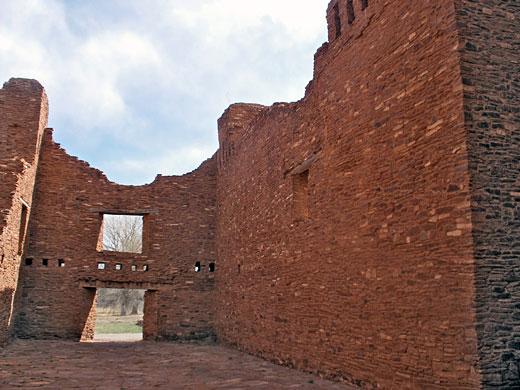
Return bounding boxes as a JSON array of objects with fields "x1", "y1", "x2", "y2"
[{"x1": 95, "y1": 314, "x2": 143, "y2": 334}]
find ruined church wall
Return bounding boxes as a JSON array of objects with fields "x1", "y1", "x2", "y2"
[
  {"x1": 454, "y1": 1, "x2": 520, "y2": 388},
  {"x1": 215, "y1": 1, "x2": 481, "y2": 389},
  {"x1": 0, "y1": 79, "x2": 48, "y2": 346},
  {"x1": 15, "y1": 129, "x2": 217, "y2": 341}
]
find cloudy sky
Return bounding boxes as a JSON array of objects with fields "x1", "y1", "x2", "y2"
[{"x1": 0, "y1": 0, "x2": 330, "y2": 184}]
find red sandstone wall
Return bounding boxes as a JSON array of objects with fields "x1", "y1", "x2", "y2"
[
  {"x1": 0, "y1": 79, "x2": 48, "y2": 346},
  {"x1": 454, "y1": 1, "x2": 520, "y2": 388},
  {"x1": 215, "y1": 1, "x2": 481, "y2": 388},
  {"x1": 15, "y1": 129, "x2": 217, "y2": 341},
  {"x1": 217, "y1": 103, "x2": 266, "y2": 170},
  {"x1": 3, "y1": 1, "x2": 516, "y2": 388}
]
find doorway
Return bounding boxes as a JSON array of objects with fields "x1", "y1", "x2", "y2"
[{"x1": 94, "y1": 288, "x2": 145, "y2": 342}]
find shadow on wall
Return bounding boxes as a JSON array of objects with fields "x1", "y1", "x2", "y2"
[{"x1": 0, "y1": 288, "x2": 15, "y2": 345}]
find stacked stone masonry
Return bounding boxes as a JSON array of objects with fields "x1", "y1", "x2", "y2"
[
  {"x1": 0, "y1": 1, "x2": 518, "y2": 389},
  {"x1": 455, "y1": 1, "x2": 520, "y2": 388},
  {"x1": 17, "y1": 128, "x2": 217, "y2": 342},
  {"x1": 0, "y1": 79, "x2": 48, "y2": 346}
]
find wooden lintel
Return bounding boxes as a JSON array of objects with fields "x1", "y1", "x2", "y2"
[
  {"x1": 79, "y1": 280, "x2": 165, "y2": 290},
  {"x1": 290, "y1": 151, "x2": 323, "y2": 176},
  {"x1": 90, "y1": 208, "x2": 159, "y2": 215}
]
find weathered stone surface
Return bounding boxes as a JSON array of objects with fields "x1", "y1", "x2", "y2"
[
  {"x1": 455, "y1": 0, "x2": 520, "y2": 388},
  {"x1": 15, "y1": 129, "x2": 217, "y2": 342},
  {"x1": 214, "y1": 0, "x2": 513, "y2": 389},
  {"x1": 0, "y1": 79, "x2": 48, "y2": 347},
  {"x1": 0, "y1": 339, "x2": 356, "y2": 389},
  {"x1": 0, "y1": 1, "x2": 518, "y2": 389}
]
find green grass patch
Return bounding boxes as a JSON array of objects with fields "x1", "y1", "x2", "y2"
[
  {"x1": 95, "y1": 322, "x2": 142, "y2": 334},
  {"x1": 95, "y1": 315, "x2": 143, "y2": 334}
]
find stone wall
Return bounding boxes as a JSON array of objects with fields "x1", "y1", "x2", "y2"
[
  {"x1": 0, "y1": 79, "x2": 48, "y2": 346},
  {"x1": 215, "y1": 1, "x2": 482, "y2": 388},
  {"x1": 15, "y1": 129, "x2": 217, "y2": 341},
  {"x1": 1, "y1": 0, "x2": 519, "y2": 388},
  {"x1": 455, "y1": 1, "x2": 520, "y2": 388}
]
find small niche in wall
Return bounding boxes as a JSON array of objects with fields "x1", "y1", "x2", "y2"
[
  {"x1": 25, "y1": 258, "x2": 33, "y2": 266},
  {"x1": 209, "y1": 263, "x2": 215, "y2": 272},
  {"x1": 58, "y1": 259, "x2": 65, "y2": 267},
  {"x1": 97, "y1": 262, "x2": 106, "y2": 270},
  {"x1": 42, "y1": 259, "x2": 48, "y2": 266},
  {"x1": 18, "y1": 203, "x2": 29, "y2": 255},
  {"x1": 132, "y1": 265, "x2": 137, "y2": 271},
  {"x1": 333, "y1": 3, "x2": 341, "y2": 39},
  {"x1": 293, "y1": 170, "x2": 309, "y2": 222},
  {"x1": 361, "y1": 0, "x2": 369, "y2": 10},
  {"x1": 195, "y1": 262, "x2": 201, "y2": 272},
  {"x1": 143, "y1": 265, "x2": 149, "y2": 272},
  {"x1": 115, "y1": 264, "x2": 122, "y2": 270},
  {"x1": 347, "y1": 0, "x2": 355, "y2": 24}
]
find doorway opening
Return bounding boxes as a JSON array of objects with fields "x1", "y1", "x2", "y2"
[{"x1": 94, "y1": 288, "x2": 145, "y2": 342}]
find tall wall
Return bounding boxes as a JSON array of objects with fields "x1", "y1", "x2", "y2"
[
  {"x1": 215, "y1": 1, "x2": 482, "y2": 389},
  {"x1": 15, "y1": 129, "x2": 217, "y2": 341},
  {"x1": 0, "y1": 79, "x2": 48, "y2": 346},
  {"x1": 1, "y1": 1, "x2": 519, "y2": 388},
  {"x1": 455, "y1": 1, "x2": 520, "y2": 388}
]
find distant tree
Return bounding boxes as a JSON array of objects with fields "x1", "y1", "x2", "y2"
[
  {"x1": 98, "y1": 288, "x2": 144, "y2": 316},
  {"x1": 118, "y1": 289, "x2": 144, "y2": 316},
  {"x1": 102, "y1": 214, "x2": 142, "y2": 253},
  {"x1": 98, "y1": 215, "x2": 145, "y2": 316}
]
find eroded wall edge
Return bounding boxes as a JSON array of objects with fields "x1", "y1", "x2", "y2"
[
  {"x1": 454, "y1": 1, "x2": 520, "y2": 388},
  {"x1": 0, "y1": 78, "x2": 48, "y2": 346}
]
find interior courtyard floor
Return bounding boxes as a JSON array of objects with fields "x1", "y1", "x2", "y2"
[{"x1": 0, "y1": 339, "x2": 357, "y2": 389}]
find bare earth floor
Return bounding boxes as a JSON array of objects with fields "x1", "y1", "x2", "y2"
[
  {"x1": 93, "y1": 333, "x2": 143, "y2": 342},
  {"x1": 0, "y1": 339, "x2": 357, "y2": 389}
]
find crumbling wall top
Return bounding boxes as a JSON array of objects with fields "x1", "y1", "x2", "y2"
[{"x1": 217, "y1": 103, "x2": 266, "y2": 168}]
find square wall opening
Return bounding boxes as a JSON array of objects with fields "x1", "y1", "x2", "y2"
[
  {"x1": 100, "y1": 214, "x2": 143, "y2": 254},
  {"x1": 94, "y1": 288, "x2": 145, "y2": 342}
]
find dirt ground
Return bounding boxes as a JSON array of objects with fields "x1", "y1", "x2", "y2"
[{"x1": 0, "y1": 339, "x2": 357, "y2": 389}]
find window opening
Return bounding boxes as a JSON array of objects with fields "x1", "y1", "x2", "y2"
[
  {"x1": 25, "y1": 258, "x2": 33, "y2": 266},
  {"x1": 333, "y1": 3, "x2": 341, "y2": 39},
  {"x1": 195, "y1": 262, "x2": 201, "y2": 272},
  {"x1": 100, "y1": 214, "x2": 143, "y2": 254},
  {"x1": 42, "y1": 259, "x2": 48, "y2": 266},
  {"x1": 209, "y1": 263, "x2": 215, "y2": 272},
  {"x1": 293, "y1": 170, "x2": 310, "y2": 222},
  {"x1": 143, "y1": 265, "x2": 149, "y2": 272},
  {"x1": 18, "y1": 203, "x2": 28, "y2": 255},
  {"x1": 115, "y1": 264, "x2": 122, "y2": 270},
  {"x1": 132, "y1": 265, "x2": 137, "y2": 271},
  {"x1": 97, "y1": 262, "x2": 106, "y2": 270},
  {"x1": 58, "y1": 259, "x2": 65, "y2": 267},
  {"x1": 361, "y1": 0, "x2": 368, "y2": 10},
  {"x1": 93, "y1": 288, "x2": 145, "y2": 342},
  {"x1": 347, "y1": 0, "x2": 355, "y2": 24}
]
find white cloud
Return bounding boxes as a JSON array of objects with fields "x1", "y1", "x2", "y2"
[
  {"x1": 0, "y1": 0, "x2": 330, "y2": 184},
  {"x1": 105, "y1": 145, "x2": 217, "y2": 185},
  {"x1": 171, "y1": 0, "x2": 326, "y2": 40},
  {"x1": 60, "y1": 31, "x2": 164, "y2": 127}
]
